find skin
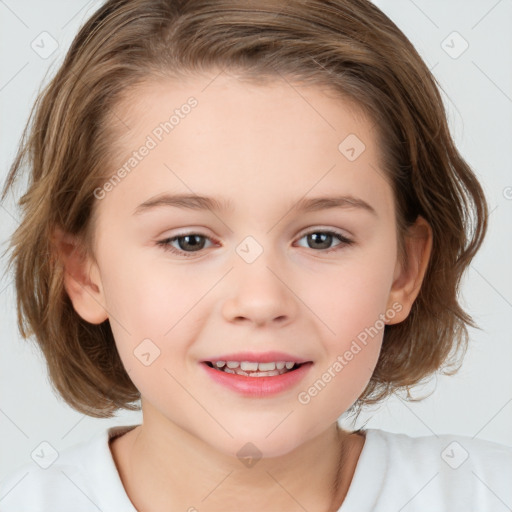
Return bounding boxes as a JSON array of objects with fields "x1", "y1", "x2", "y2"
[{"x1": 56, "y1": 71, "x2": 432, "y2": 511}]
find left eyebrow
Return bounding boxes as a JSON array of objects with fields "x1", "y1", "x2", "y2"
[
  {"x1": 133, "y1": 193, "x2": 234, "y2": 215},
  {"x1": 132, "y1": 193, "x2": 377, "y2": 217},
  {"x1": 291, "y1": 195, "x2": 377, "y2": 217}
]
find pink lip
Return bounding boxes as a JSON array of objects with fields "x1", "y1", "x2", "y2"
[
  {"x1": 202, "y1": 351, "x2": 311, "y2": 364},
  {"x1": 200, "y1": 361, "x2": 313, "y2": 397}
]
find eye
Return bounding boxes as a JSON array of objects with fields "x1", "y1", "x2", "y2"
[
  {"x1": 295, "y1": 229, "x2": 354, "y2": 253},
  {"x1": 156, "y1": 232, "x2": 216, "y2": 258},
  {"x1": 157, "y1": 228, "x2": 354, "y2": 258}
]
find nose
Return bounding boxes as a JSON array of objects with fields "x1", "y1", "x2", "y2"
[{"x1": 221, "y1": 252, "x2": 298, "y2": 327}]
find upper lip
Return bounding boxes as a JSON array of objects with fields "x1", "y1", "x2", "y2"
[{"x1": 202, "y1": 351, "x2": 312, "y2": 364}]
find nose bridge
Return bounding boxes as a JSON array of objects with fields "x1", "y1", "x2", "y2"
[{"x1": 221, "y1": 235, "x2": 296, "y2": 325}]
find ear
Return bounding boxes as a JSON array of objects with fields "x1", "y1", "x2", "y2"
[
  {"x1": 52, "y1": 227, "x2": 108, "y2": 324},
  {"x1": 386, "y1": 215, "x2": 433, "y2": 324}
]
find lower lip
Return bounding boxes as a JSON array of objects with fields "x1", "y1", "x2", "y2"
[{"x1": 200, "y1": 362, "x2": 313, "y2": 397}]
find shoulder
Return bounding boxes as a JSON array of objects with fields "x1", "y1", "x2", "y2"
[
  {"x1": 0, "y1": 438, "x2": 99, "y2": 512},
  {"x1": 0, "y1": 424, "x2": 139, "y2": 512},
  {"x1": 370, "y1": 427, "x2": 512, "y2": 468},
  {"x1": 342, "y1": 428, "x2": 512, "y2": 512}
]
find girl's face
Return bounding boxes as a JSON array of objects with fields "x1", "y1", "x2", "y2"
[{"x1": 82, "y1": 72, "x2": 424, "y2": 457}]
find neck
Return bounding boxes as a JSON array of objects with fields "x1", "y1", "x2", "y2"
[{"x1": 111, "y1": 408, "x2": 363, "y2": 512}]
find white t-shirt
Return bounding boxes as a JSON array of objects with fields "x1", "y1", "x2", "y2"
[{"x1": 1, "y1": 424, "x2": 511, "y2": 511}]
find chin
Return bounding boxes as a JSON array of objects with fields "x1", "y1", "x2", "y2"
[{"x1": 203, "y1": 422, "x2": 317, "y2": 461}]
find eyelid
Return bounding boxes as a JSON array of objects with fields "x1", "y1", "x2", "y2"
[
  {"x1": 297, "y1": 225, "x2": 352, "y2": 239},
  {"x1": 156, "y1": 226, "x2": 354, "y2": 258}
]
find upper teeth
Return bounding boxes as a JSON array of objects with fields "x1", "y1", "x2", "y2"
[{"x1": 214, "y1": 361, "x2": 296, "y2": 371}]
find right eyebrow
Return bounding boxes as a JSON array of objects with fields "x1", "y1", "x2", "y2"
[{"x1": 132, "y1": 193, "x2": 378, "y2": 217}]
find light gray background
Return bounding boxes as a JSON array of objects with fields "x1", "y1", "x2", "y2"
[{"x1": 1, "y1": 0, "x2": 511, "y2": 480}]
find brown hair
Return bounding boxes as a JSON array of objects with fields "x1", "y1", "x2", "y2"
[{"x1": 1, "y1": 0, "x2": 488, "y2": 418}]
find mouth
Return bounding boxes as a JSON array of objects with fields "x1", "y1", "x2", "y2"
[
  {"x1": 200, "y1": 356, "x2": 314, "y2": 396},
  {"x1": 203, "y1": 360, "x2": 307, "y2": 377}
]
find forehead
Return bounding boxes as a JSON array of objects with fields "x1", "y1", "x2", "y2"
[
  {"x1": 98, "y1": 72, "x2": 392, "y2": 221},
  {"x1": 116, "y1": 72, "x2": 374, "y2": 156}
]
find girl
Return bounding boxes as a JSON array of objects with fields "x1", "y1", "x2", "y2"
[{"x1": 1, "y1": 0, "x2": 510, "y2": 511}]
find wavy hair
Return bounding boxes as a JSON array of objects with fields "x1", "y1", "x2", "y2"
[{"x1": 1, "y1": 0, "x2": 488, "y2": 418}]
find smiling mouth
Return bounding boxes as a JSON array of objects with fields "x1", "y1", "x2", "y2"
[{"x1": 203, "y1": 361, "x2": 306, "y2": 377}]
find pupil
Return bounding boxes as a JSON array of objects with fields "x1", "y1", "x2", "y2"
[
  {"x1": 179, "y1": 235, "x2": 205, "y2": 252},
  {"x1": 309, "y1": 232, "x2": 331, "y2": 249}
]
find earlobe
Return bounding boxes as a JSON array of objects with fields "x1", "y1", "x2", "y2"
[
  {"x1": 386, "y1": 216, "x2": 433, "y2": 324},
  {"x1": 52, "y1": 227, "x2": 108, "y2": 325}
]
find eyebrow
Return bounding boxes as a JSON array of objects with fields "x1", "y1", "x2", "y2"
[{"x1": 133, "y1": 193, "x2": 377, "y2": 217}]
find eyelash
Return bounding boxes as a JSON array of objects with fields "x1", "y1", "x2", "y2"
[{"x1": 156, "y1": 229, "x2": 354, "y2": 258}]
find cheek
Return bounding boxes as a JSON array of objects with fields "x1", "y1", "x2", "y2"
[
  {"x1": 99, "y1": 249, "x2": 211, "y2": 384},
  {"x1": 99, "y1": 245, "x2": 205, "y2": 334},
  {"x1": 295, "y1": 232, "x2": 396, "y2": 410},
  {"x1": 305, "y1": 237, "x2": 396, "y2": 345}
]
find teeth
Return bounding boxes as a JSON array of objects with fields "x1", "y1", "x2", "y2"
[
  {"x1": 248, "y1": 370, "x2": 280, "y2": 377},
  {"x1": 222, "y1": 360, "x2": 296, "y2": 371},
  {"x1": 240, "y1": 361, "x2": 259, "y2": 371},
  {"x1": 210, "y1": 360, "x2": 299, "y2": 376}
]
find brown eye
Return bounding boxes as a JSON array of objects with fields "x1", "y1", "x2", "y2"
[
  {"x1": 157, "y1": 232, "x2": 216, "y2": 257},
  {"x1": 296, "y1": 230, "x2": 354, "y2": 253}
]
